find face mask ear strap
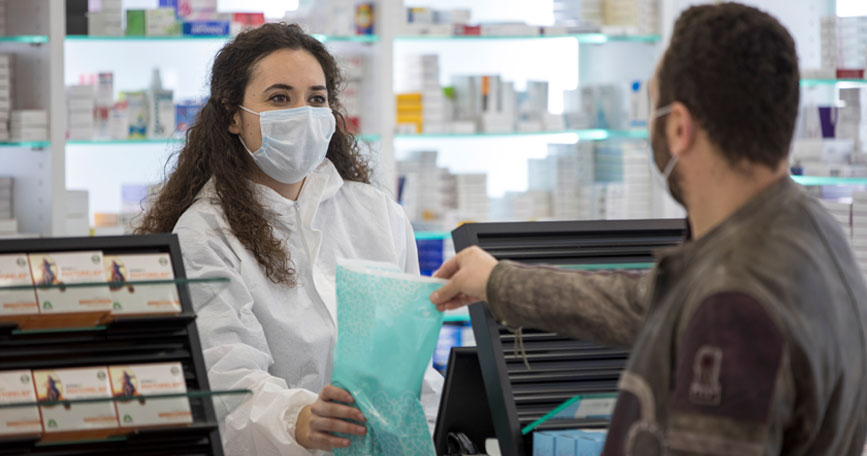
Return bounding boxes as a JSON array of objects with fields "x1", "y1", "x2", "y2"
[
  {"x1": 238, "y1": 105, "x2": 259, "y2": 116},
  {"x1": 662, "y1": 155, "x2": 680, "y2": 179}
]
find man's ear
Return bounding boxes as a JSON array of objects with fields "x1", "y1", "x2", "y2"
[{"x1": 667, "y1": 101, "x2": 696, "y2": 159}]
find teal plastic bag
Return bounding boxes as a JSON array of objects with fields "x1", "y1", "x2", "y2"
[{"x1": 332, "y1": 260, "x2": 445, "y2": 456}]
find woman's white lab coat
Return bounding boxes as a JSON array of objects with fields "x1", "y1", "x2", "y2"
[{"x1": 173, "y1": 159, "x2": 444, "y2": 456}]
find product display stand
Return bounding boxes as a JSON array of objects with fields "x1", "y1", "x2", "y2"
[
  {"x1": 451, "y1": 219, "x2": 686, "y2": 456},
  {"x1": 0, "y1": 234, "x2": 245, "y2": 455}
]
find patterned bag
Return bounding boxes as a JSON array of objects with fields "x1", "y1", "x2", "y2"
[{"x1": 332, "y1": 260, "x2": 444, "y2": 456}]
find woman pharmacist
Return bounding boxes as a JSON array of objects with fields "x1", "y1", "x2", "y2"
[{"x1": 137, "y1": 23, "x2": 442, "y2": 455}]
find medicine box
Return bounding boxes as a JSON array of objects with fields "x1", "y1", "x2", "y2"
[
  {"x1": 104, "y1": 253, "x2": 181, "y2": 315},
  {"x1": 0, "y1": 254, "x2": 38, "y2": 316},
  {"x1": 28, "y1": 251, "x2": 113, "y2": 314},
  {"x1": 533, "y1": 430, "x2": 556, "y2": 456},
  {"x1": 182, "y1": 20, "x2": 229, "y2": 36},
  {"x1": 33, "y1": 367, "x2": 118, "y2": 432},
  {"x1": 0, "y1": 370, "x2": 42, "y2": 436},
  {"x1": 109, "y1": 362, "x2": 192, "y2": 427}
]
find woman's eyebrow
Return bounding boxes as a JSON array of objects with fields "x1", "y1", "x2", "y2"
[
  {"x1": 263, "y1": 83, "x2": 294, "y2": 93},
  {"x1": 309, "y1": 85, "x2": 327, "y2": 91}
]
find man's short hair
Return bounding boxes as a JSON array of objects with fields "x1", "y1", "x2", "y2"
[{"x1": 657, "y1": 3, "x2": 800, "y2": 169}]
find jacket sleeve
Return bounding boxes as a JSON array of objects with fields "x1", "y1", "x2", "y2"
[
  {"x1": 175, "y1": 223, "x2": 322, "y2": 456},
  {"x1": 485, "y1": 260, "x2": 650, "y2": 349},
  {"x1": 603, "y1": 292, "x2": 792, "y2": 456},
  {"x1": 387, "y1": 199, "x2": 444, "y2": 434}
]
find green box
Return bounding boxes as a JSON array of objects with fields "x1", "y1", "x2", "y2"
[{"x1": 126, "y1": 10, "x2": 146, "y2": 36}]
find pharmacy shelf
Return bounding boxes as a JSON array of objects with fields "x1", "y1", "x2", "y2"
[
  {"x1": 396, "y1": 33, "x2": 661, "y2": 43},
  {"x1": 0, "y1": 35, "x2": 49, "y2": 43},
  {"x1": 800, "y1": 78, "x2": 867, "y2": 86},
  {"x1": 65, "y1": 34, "x2": 379, "y2": 43},
  {"x1": 0, "y1": 388, "x2": 251, "y2": 409},
  {"x1": 0, "y1": 141, "x2": 51, "y2": 148},
  {"x1": 67, "y1": 133, "x2": 381, "y2": 146},
  {"x1": 394, "y1": 129, "x2": 648, "y2": 141},
  {"x1": 791, "y1": 175, "x2": 867, "y2": 186}
]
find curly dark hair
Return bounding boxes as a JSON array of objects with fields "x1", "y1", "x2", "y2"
[
  {"x1": 136, "y1": 23, "x2": 372, "y2": 285},
  {"x1": 657, "y1": 3, "x2": 800, "y2": 169}
]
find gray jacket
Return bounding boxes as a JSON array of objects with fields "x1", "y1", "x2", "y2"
[{"x1": 486, "y1": 177, "x2": 867, "y2": 455}]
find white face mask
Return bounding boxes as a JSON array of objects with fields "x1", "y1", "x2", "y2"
[
  {"x1": 238, "y1": 105, "x2": 336, "y2": 184},
  {"x1": 648, "y1": 104, "x2": 679, "y2": 191}
]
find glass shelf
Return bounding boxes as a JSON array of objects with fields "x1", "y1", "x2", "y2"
[
  {"x1": 0, "y1": 276, "x2": 229, "y2": 292},
  {"x1": 800, "y1": 78, "x2": 867, "y2": 87},
  {"x1": 66, "y1": 138, "x2": 184, "y2": 145},
  {"x1": 0, "y1": 141, "x2": 50, "y2": 148},
  {"x1": 396, "y1": 33, "x2": 661, "y2": 44},
  {"x1": 394, "y1": 129, "x2": 648, "y2": 141},
  {"x1": 66, "y1": 34, "x2": 379, "y2": 43},
  {"x1": 415, "y1": 231, "x2": 451, "y2": 241},
  {"x1": 791, "y1": 175, "x2": 867, "y2": 186},
  {"x1": 68, "y1": 134, "x2": 380, "y2": 146},
  {"x1": 443, "y1": 308, "x2": 470, "y2": 323},
  {"x1": 356, "y1": 133, "x2": 381, "y2": 142},
  {"x1": 0, "y1": 35, "x2": 49, "y2": 43},
  {"x1": 0, "y1": 389, "x2": 251, "y2": 410}
]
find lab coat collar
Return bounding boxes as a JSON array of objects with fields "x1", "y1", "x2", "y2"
[
  {"x1": 196, "y1": 159, "x2": 344, "y2": 223},
  {"x1": 251, "y1": 158, "x2": 344, "y2": 216}
]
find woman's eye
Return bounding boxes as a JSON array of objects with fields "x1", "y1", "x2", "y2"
[
  {"x1": 270, "y1": 94, "x2": 289, "y2": 103},
  {"x1": 311, "y1": 95, "x2": 327, "y2": 104}
]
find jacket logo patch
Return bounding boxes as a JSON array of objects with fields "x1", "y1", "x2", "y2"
[{"x1": 689, "y1": 345, "x2": 722, "y2": 406}]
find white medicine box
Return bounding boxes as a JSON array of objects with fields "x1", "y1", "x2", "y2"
[
  {"x1": 33, "y1": 367, "x2": 119, "y2": 432},
  {"x1": 0, "y1": 254, "x2": 38, "y2": 316},
  {"x1": 0, "y1": 370, "x2": 42, "y2": 436},
  {"x1": 109, "y1": 363, "x2": 192, "y2": 428},
  {"x1": 28, "y1": 251, "x2": 113, "y2": 314},
  {"x1": 104, "y1": 253, "x2": 181, "y2": 315}
]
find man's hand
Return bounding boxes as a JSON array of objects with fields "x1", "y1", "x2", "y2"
[
  {"x1": 295, "y1": 385, "x2": 366, "y2": 450},
  {"x1": 430, "y1": 246, "x2": 498, "y2": 311}
]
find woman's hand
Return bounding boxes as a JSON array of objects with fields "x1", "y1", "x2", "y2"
[
  {"x1": 295, "y1": 385, "x2": 366, "y2": 450},
  {"x1": 430, "y1": 246, "x2": 499, "y2": 311}
]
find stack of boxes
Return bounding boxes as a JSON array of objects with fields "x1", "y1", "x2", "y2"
[
  {"x1": 336, "y1": 54, "x2": 366, "y2": 133},
  {"x1": 66, "y1": 190, "x2": 90, "y2": 237},
  {"x1": 10, "y1": 110, "x2": 48, "y2": 142},
  {"x1": 0, "y1": 54, "x2": 11, "y2": 142},
  {"x1": 553, "y1": 0, "x2": 604, "y2": 30},
  {"x1": 0, "y1": 176, "x2": 13, "y2": 236},
  {"x1": 820, "y1": 17, "x2": 839, "y2": 75},
  {"x1": 396, "y1": 93, "x2": 424, "y2": 134},
  {"x1": 396, "y1": 55, "x2": 448, "y2": 134},
  {"x1": 817, "y1": 16, "x2": 867, "y2": 79},
  {"x1": 533, "y1": 429, "x2": 608, "y2": 456},
  {"x1": 854, "y1": 192, "x2": 867, "y2": 282},
  {"x1": 604, "y1": 0, "x2": 659, "y2": 35},
  {"x1": 126, "y1": 8, "x2": 181, "y2": 37},
  {"x1": 456, "y1": 174, "x2": 489, "y2": 222},
  {"x1": 403, "y1": 7, "x2": 470, "y2": 37},
  {"x1": 621, "y1": 142, "x2": 653, "y2": 219},
  {"x1": 396, "y1": 150, "x2": 456, "y2": 226},
  {"x1": 537, "y1": 143, "x2": 597, "y2": 220},
  {"x1": 67, "y1": 85, "x2": 96, "y2": 141},
  {"x1": 837, "y1": 17, "x2": 867, "y2": 75},
  {"x1": 88, "y1": 0, "x2": 124, "y2": 36}
]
